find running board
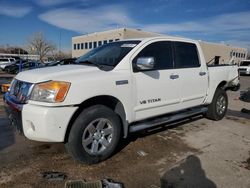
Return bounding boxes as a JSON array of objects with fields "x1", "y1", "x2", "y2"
[{"x1": 129, "y1": 106, "x2": 208, "y2": 133}]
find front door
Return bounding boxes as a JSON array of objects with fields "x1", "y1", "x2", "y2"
[{"x1": 132, "y1": 41, "x2": 182, "y2": 121}]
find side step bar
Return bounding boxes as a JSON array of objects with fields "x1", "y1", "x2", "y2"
[{"x1": 129, "y1": 106, "x2": 208, "y2": 133}]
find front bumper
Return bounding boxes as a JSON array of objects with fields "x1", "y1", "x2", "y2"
[
  {"x1": 3, "y1": 93, "x2": 23, "y2": 133},
  {"x1": 4, "y1": 92, "x2": 78, "y2": 142}
]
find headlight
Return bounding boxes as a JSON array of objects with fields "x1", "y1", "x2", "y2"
[{"x1": 30, "y1": 81, "x2": 71, "y2": 103}]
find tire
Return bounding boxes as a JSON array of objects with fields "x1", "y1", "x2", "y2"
[
  {"x1": 65, "y1": 105, "x2": 121, "y2": 164},
  {"x1": 205, "y1": 88, "x2": 228, "y2": 120}
]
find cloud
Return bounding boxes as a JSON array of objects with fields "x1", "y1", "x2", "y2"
[
  {"x1": 35, "y1": 0, "x2": 76, "y2": 7},
  {"x1": 39, "y1": 5, "x2": 136, "y2": 33},
  {"x1": 141, "y1": 11, "x2": 250, "y2": 50},
  {"x1": 39, "y1": 6, "x2": 250, "y2": 50},
  {"x1": 0, "y1": 3, "x2": 32, "y2": 17},
  {"x1": 222, "y1": 40, "x2": 250, "y2": 51},
  {"x1": 40, "y1": 6, "x2": 250, "y2": 36},
  {"x1": 142, "y1": 11, "x2": 250, "y2": 34}
]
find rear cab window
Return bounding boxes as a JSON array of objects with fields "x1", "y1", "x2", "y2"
[{"x1": 174, "y1": 42, "x2": 200, "y2": 68}]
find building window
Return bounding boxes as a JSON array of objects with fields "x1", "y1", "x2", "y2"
[
  {"x1": 81, "y1": 43, "x2": 84, "y2": 49},
  {"x1": 85, "y1": 43, "x2": 88, "y2": 49},
  {"x1": 233, "y1": 52, "x2": 235, "y2": 56},
  {"x1": 93, "y1": 41, "x2": 97, "y2": 48},
  {"x1": 77, "y1": 43, "x2": 80, "y2": 50},
  {"x1": 98, "y1": 41, "x2": 102, "y2": 46},
  {"x1": 89, "y1": 42, "x2": 92, "y2": 49},
  {"x1": 103, "y1": 40, "x2": 107, "y2": 44},
  {"x1": 115, "y1": 39, "x2": 119, "y2": 41},
  {"x1": 109, "y1": 39, "x2": 113, "y2": 43},
  {"x1": 74, "y1": 44, "x2": 77, "y2": 50}
]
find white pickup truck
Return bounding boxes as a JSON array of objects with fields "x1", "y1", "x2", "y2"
[
  {"x1": 4, "y1": 37, "x2": 240, "y2": 164},
  {"x1": 239, "y1": 60, "x2": 250, "y2": 75}
]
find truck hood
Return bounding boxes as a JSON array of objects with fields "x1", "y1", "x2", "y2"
[{"x1": 15, "y1": 64, "x2": 100, "y2": 83}]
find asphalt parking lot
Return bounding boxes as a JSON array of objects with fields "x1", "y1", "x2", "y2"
[{"x1": 0, "y1": 75, "x2": 249, "y2": 188}]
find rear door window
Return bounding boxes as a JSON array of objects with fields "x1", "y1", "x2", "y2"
[{"x1": 174, "y1": 42, "x2": 200, "y2": 68}]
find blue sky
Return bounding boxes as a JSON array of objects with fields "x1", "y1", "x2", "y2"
[{"x1": 0, "y1": 0, "x2": 250, "y2": 52}]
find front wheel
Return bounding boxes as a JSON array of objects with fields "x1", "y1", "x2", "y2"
[
  {"x1": 205, "y1": 88, "x2": 228, "y2": 120},
  {"x1": 65, "y1": 105, "x2": 121, "y2": 164}
]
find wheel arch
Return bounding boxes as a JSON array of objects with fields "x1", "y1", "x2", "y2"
[
  {"x1": 217, "y1": 81, "x2": 227, "y2": 90},
  {"x1": 64, "y1": 95, "x2": 128, "y2": 142},
  {"x1": 206, "y1": 80, "x2": 228, "y2": 104}
]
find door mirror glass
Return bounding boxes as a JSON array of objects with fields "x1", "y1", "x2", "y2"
[{"x1": 136, "y1": 57, "x2": 155, "y2": 70}]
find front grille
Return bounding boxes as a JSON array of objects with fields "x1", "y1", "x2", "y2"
[
  {"x1": 9, "y1": 79, "x2": 33, "y2": 104},
  {"x1": 239, "y1": 68, "x2": 247, "y2": 71}
]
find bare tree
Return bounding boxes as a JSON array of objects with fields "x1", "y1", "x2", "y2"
[
  {"x1": 55, "y1": 51, "x2": 72, "y2": 60},
  {"x1": 27, "y1": 32, "x2": 56, "y2": 62},
  {"x1": 46, "y1": 51, "x2": 72, "y2": 62}
]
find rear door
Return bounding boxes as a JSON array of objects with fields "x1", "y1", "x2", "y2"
[{"x1": 173, "y1": 41, "x2": 208, "y2": 108}]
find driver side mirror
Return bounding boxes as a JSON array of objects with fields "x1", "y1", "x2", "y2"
[{"x1": 136, "y1": 57, "x2": 155, "y2": 70}]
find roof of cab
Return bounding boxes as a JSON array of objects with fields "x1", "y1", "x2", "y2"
[{"x1": 118, "y1": 36, "x2": 198, "y2": 43}]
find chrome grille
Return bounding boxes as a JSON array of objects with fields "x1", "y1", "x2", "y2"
[{"x1": 9, "y1": 79, "x2": 33, "y2": 104}]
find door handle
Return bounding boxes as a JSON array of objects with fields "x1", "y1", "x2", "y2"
[
  {"x1": 199, "y1": 72, "x2": 206, "y2": 76},
  {"x1": 170, "y1": 74, "x2": 179, "y2": 79}
]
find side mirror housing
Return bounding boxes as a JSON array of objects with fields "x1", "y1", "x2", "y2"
[{"x1": 136, "y1": 57, "x2": 155, "y2": 70}]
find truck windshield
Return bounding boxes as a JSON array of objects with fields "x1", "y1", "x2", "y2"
[
  {"x1": 75, "y1": 40, "x2": 141, "y2": 70},
  {"x1": 241, "y1": 61, "x2": 250, "y2": 66}
]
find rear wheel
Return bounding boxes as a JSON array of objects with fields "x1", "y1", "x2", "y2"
[
  {"x1": 205, "y1": 88, "x2": 228, "y2": 120},
  {"x1": 65, "y1": 105, "x2": 121, "y2": 164}
]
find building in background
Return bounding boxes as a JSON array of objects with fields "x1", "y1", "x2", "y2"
[
  {"x1": 199, "y1": 41, "x2": 248, "y2": 65},
  {"x1": 72, "y1": 28, "x2": 162, "y2": 57},
  {"x1": 72, "y1": 28, "x2": 248, "y2": 64}
]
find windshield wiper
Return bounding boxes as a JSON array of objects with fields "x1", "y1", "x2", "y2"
[{"x1": 77, "y1": 60, "x2": 101, "y2": 68}]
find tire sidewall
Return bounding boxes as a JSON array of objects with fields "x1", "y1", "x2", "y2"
[
  {"x1": 66, "y1": 105, "x2": 121, "y2": 164},
  {"x1": 212, "y1": 88, "x2": 228, "y2": 120}
]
